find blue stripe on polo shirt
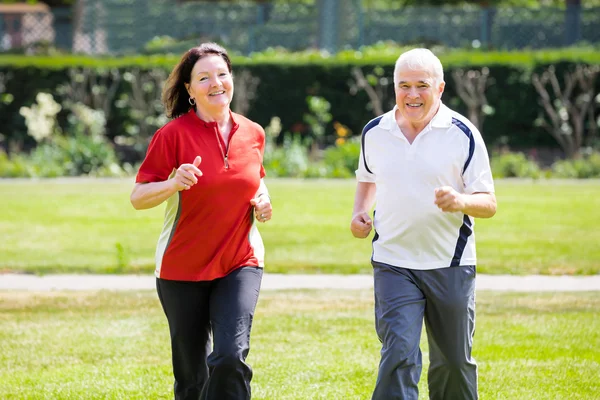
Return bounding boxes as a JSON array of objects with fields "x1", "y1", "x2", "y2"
[
  {"x1": 361, "y1": 116, "x2": 384, "y2": 174},
  {"x1": 372, "y1": 209, "x2": 379, "y2": 242},
  {"x1": 450, "y1": 214, "x2": 473, "y2": 267},
  {"x1": 371, "y1": 209, "x2": 379, "y2": 263},
  {"x1": 451, "y1": 117, "x2": 475, "y2": 174}
]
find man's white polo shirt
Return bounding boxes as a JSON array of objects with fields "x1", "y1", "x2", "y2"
[{"x1": 356, "y1": 103, "x2": 495, "y2": 270}]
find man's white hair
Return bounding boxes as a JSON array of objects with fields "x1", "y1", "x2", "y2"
[{"x1": 393, "y1": 48, "x2": 444, "y2": 86}]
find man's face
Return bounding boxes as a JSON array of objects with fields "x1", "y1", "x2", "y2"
[{"x1": 394, "y1": 68, "x2": 444, "y2": 125}]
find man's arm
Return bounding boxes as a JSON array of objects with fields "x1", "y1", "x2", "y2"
[
  {"x1": 461, "y1": 192, "x2": 497, "y2": 218},
  {"x1": 434, "y1": 187, "x2": 496, "y2": 218},
  {"x1": 350, "y1": 181, "x2": 377, "y2": 238}
]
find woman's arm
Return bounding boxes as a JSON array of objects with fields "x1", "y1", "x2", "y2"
[
  {"x1": 131, "y1": 156, "x2": 203, "y2": 210},
  {"x1": 130, "y1": 180, "x2": 179, "y2": 210},
  {"x1": 251, "y1": 179, "x2": 272, "y2": 222},
  {"x1": 254, "y1": 178, "x2": 270, "y2": 201}
]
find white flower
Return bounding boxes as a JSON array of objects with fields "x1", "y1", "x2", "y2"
[{"x1": 19, "y1": 92, "x2": 61, "y2": 142}]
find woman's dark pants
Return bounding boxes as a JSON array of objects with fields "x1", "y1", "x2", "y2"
[{"x1": 156, "y1": 266, "x2": 263, "y2": 400}]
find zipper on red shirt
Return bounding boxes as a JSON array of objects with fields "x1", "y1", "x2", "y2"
[
  {"x1": 214, "y1": 119, "x2": 239, "y2": 170},
  {"x1": 215, "y1": 130, "x2": 230, "y2": 170}
]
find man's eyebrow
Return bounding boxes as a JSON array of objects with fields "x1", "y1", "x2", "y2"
[{"x1": 398, "y1": 80, "x2": 430, "y2": 84}]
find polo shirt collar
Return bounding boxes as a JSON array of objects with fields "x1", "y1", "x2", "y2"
[
  {"x1": 378, "y1": 106, "x2": 398, "y2": 131},
  {"x1": 378, "y1": 102, "x2": 453, "y2": 131},
  {"x1": 229, "y1": 110, "x2": 240, "y2": 131},
  {"x1": 189, "y1": 108, "x2": 240, "y2": 131},
  {"x1": 430, "y1": 102, "x2": 453, "y2": 129}
]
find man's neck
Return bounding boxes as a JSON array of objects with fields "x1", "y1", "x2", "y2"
[
  {"x1": 395, "y1": 113, "x2": 427, "y2": 144},
  {"x1": 394, "y1": 104, "x2": 440, "y2": 144}
]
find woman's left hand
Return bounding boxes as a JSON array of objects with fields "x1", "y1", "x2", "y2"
[{"x1": 250, "y1": 194, "x2": 272, "y2": 223}]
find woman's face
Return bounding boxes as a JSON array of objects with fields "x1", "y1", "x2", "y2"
[{"x1": 186, "y1": 54, "x2": 233, "y2": 113}]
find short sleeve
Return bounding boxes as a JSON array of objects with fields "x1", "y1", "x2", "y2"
[
  {"x1": 135, "y1": 127, "x2": 178, "y2": 183},
  {"x1": 355, "y1": 140, "x2": 376, "y2": 182},
  {"x1": 463, "y1": 131, "x2": 495, "y2": 194}
]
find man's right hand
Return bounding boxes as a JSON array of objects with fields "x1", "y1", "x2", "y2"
[
  {"x1": 350, "y1": 212, "x2": 373, "y2": 238},
  {"x1": 173, "y1": 156, "x2": 203, "y2": 191}
]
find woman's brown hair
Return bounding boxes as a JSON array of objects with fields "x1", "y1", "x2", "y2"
[{"x1": 162, "y1": 42, "x2": 232, "y2": 118}]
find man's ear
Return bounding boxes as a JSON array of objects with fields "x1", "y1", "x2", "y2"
[{"x1": 438, "y1": 81, "x2": 445, "y2": 97}]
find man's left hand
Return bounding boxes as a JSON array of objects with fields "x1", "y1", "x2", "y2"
[{"x1": 434, "y1": 186, "x2": 465, "y2": 213}]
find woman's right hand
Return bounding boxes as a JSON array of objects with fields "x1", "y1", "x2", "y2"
[{"x1": 172, "y1": 156, "x2": 203, "y2": 191}]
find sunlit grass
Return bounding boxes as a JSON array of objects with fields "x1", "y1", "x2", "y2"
[
  {"x1": 0, "y1": 290, "x2": 598, "y2": 399},
  {"x1": 0, "y1": 178, "x2": 599, "y2": 275}
]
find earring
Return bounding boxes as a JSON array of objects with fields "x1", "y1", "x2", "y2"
[{"x1": 188, "y1": 97, "x2": 196, "y2": 106}]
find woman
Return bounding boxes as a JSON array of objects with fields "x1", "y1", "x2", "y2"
[{"x1": 130, "y1": 42, "x2": 272, "y2": 400}]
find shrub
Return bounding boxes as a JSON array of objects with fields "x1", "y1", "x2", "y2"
[
  {"x1": 262, "y1": 116, "x2": 308, "y2": 178},
  {"x1": 491, "y1": 151, "x2": 541, "y2": 179},
  {"x1": 6, "y1": 93, "x2": 124, "y2": 178},
  {"x1": 2, "y1": 47, "x2": 599, "y2": 163},
  {"x1": 551, "y1": 151, "x2": 600, "y2": 178},
  {"x1": 264, "y1": 132, "x2": 310, "y2": 178},
  {"x1": 322, "y1": 136, "x2": 361, "y2": 178},
  {"x1": 33, "y1": 134, "x2": 122, "y2": 177},
  {"x1": 0, "y1": 150, "x2": 30, "y2": 177}
]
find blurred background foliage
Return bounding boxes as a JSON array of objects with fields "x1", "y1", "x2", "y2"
[{"x1": 0, "y1": 0, "x2": 599, "y2": 178}]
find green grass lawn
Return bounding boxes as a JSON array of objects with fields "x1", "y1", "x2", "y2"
[
  {"x1": 0, "y1": 178, "x2": 599, "y2": 275},
  {"x1": 0, "y1": 289, "x2": 598, "y2": 399}
]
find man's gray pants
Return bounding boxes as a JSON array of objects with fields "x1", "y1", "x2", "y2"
[{"x1": 371, "y1": 262, "x2": 477, "y2": 400}]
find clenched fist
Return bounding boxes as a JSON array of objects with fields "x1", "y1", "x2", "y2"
[
  {"x1": 350, "y1": 212, "x2": 373, "y2": 238},
  {"x1": 434, "y1": 186, "x2": 465, "y2": 213}
]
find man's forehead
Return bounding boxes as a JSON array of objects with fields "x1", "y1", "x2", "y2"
[
  {"x1": 396, "y1": 68, "x2": 433, "y2": 80},
  {"x1": 396, "y1": 75, "x2": 434, "y2": 84}
]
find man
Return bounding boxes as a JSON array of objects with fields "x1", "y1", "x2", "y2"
[{"x1": 350, "y1": 48, "x2": 496, "y2": 400}]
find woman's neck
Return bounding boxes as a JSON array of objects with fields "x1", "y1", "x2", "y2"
[
  {"x1": 196, "y1": 107, "x2": 229, "y2": 125},
  {"x1": 196, "y1": 107, "x2": 233, "y2": 143}
]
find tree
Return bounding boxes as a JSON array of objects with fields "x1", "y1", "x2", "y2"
[
  {"x1": 232, "y1": 69, "x2": 260, "y2": 117},
  {"x1": 451, "y1": 68, "x2": 493, "y2": 132},
  {"x1": 532, "y1": 65, "x2": 600, "y2": 159},
  {"x1": 349, "y1": 66, "x2": 395, "y2": 117}
]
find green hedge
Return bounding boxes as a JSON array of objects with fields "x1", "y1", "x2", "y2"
[
  {"x1": 2, "y1": 45, "x2": 600, "y2": 68},
  {"x1": 1, "y1": 46, "x2": 599, "y2": 163}
]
